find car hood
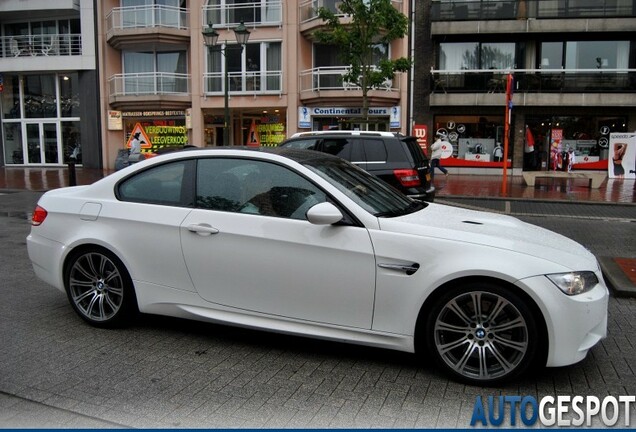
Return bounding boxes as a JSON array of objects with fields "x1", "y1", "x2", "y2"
[{"x1": 378, "y1": 203, "x2": 598, "y2": 271}]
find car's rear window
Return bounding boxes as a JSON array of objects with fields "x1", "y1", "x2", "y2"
[{"x1": 403, "y1": 138, "x2": 428, "y2": 164}]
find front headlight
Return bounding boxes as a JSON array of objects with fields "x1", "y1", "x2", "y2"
[{"x1": 546, "y1": 271, "x2": 599, "y2": 296}]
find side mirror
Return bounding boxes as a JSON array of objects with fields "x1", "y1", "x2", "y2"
[{"x1": 306, "y1": 202, "x2": 343, "y2": 225}]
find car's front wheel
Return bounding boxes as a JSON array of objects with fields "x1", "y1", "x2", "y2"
[
  {"x1": 425, "y1": 283, "x2": 538, "y2": 385},
  {"x1": 64, "y1": 248, "x2": 136, "y2": 327}
]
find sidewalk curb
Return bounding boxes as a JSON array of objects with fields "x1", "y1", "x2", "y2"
[
  {"x1": 436, "y1": 194, "x2": 636, "y2": 206},
  {"x1": 599, "y1": 256, "x2": 636, "y2": 297}
]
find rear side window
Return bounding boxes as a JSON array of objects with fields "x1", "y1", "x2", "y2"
[
  {"x1": 283, "y1": 139, "x2": 318, "y2": 150},
  {"x1": 403, "y1": 138, "x2": 428, "y2": 164},
  {"x1": 362, "y1": 138, "x2": 387, "y2": 163},
  {"x1": 118, "y1": 160, "x2": 193, "y2": 206},
  {"x1": 321, "y1": 138, "x2": 353, "y2": 159}
]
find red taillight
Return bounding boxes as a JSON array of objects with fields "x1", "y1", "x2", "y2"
[
  {"x1": 394, "y1": 169, "x2": 421, "y2": 187},
  {"x1": 31, "y1": 205, "x2": 48, "y2": 226}
]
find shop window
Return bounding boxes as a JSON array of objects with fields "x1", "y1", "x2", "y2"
[
  {"x1": 61, "y1": 122, "x2": 81, "y2": 164},
  {"x1": 525, "y1": 115, "x2": 627, "y2": 169},
  {"x1": 24, "y1": 75, "x2": 57, "y2": 118},
  {"x1": 60, "y1": 74, "x2": 80, "y2": 118},
  {"x1": 434, "y1": 115, "x2": 507, "y2": 165},
  {"x1": 2, "y1": 123, "x2": 23, "y2": 164},
  {"x1": 1, "y1": 75, "x2": 21, "y2": 119}
]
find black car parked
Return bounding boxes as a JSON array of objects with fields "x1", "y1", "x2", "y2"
[{"x1": 279, "y1": 131, "x2": 434, "y2": 201}]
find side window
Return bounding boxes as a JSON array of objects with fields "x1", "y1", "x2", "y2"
[
  {"x1": 196, "y1": 158, "x2": 327, "y2": 220},
  {"x1": 283, "y1": 138, "x2": 318, "y2": 150},
  {"x1": 118, "y1": 160, "x2": 190, "y2": 206},
  {"x1": 321, "y1": 138, "x2": 352, "y2": 160},
  {"x1": 363, "y1": 138, "x2": 387, "y2": 163}
]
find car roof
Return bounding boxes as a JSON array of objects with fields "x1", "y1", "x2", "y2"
[
  {"x1": 290, "y1": 130, "x2": 405, "y2": 139},
  {"x1": 152, "y1": 145, "x2": 346, "y2": 166}
]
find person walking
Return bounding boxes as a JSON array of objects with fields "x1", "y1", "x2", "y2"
[
  {"x1": 430, "y1": 133, "x2": 450, "y2": 182},
  {"x1": 129, "y1": 132, "x2": 145, "y2": 164}
]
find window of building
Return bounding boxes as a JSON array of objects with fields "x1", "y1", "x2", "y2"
[
  {"x1": 60, "y1": 73, "x2": 80, "y2": 118},
  {"x1": 539, "y1": 40, "x2": 630, "y2": 69},
  {"x1": 434, "y1": 115, "x2": 506, "y2": 163},
  {"x1": 313, "y1": 43, "x2": 389, "y2": 89},
  {"x1": 123, "y1": 50, "x2": 187, "y2": 93},
  {"x1": 3, "y1": 18, "x2": 81, "y2": 56},
  {"x1": 205, "y1": 0, "x2": 281, "y2": 26},
  {"x1": 314, "y1": 43, "x2": 389, "y2": 68},
  {"x1": 439, "y1": 42, "x2": 515, "y2": 70},
  {"x1": 1, "y1": 73, "x2": 81, "y2": 166},
  {"x1": 525, "y1": 115, "x2": 627, "y2": 161},
  {"x1": 121, "y1": 0, "x2": 186, "y2": 28},
  {"x1": 206, "y1": 42, "x2": 281, "y2": 92},
  {"x1": 24, "y1": 75, "x2": 57, "y2": 119}
]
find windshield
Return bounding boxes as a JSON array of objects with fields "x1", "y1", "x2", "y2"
[{"x1": 303, "y1": 157, "x2": 426, "y2": 217}]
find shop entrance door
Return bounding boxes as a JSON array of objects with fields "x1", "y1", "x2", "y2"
[{"x1": 24, "y1": 122, "x2": 60, "y2": 164}]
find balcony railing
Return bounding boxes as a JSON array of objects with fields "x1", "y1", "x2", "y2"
[
  {"x1": 109, "y1": 73, "x2": 190, "y2": 97},
  {"x1": 299, "y1": 67, "x2": 400, "y2": 93},
  {"x1": 431, "y1": 0, "x2": 635, "y2": 21},
  {"x1": 202, "y1": 1, "x2": 282, "y2": 28},
  {"x1": 107, "y1": 5, "x2": 189, "y2": 31},
  {"x1": 0, "y1": 34, "x2": 82, "y2": 58},
  {"x1": 203, "y1": 71, "x2": 283, "y2": 94},
  {"x1": 300, "y1": 0, "x2": 403, "y2": 23},
  {"x1": 430, "y1": 68, "x2": 636, "y2": 93}
]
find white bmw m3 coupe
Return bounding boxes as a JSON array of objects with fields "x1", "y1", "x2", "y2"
[{"x1": 27, "y1": 147, "x2": 608, "y2": 385}]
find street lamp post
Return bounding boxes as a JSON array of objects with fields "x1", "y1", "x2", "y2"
[{"x1": 202, "y1": 21, "x2": 250, "y2": 146}]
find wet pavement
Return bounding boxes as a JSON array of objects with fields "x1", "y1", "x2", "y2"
[{"x1": 1, "y1": 166, "x2": 635, "y2": 204}]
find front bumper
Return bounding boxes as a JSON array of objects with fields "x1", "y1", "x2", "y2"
[{"x1": 519, "y1": 272, "x2": 609, "y2": 367}]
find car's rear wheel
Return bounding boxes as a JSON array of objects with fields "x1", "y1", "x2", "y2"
[
  {"x1": 425, "y1": 283, "x2": 538, "y2": 385},
  {"x1": 64, "y1": 248, "x2": 136, "y2": 327}
]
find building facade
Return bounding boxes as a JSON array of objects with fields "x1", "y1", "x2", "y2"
[
  {"x1": 6, "y1": 1, "x2": 628, "y2": 176},
  {"x1": 96, "y1": 0, "x2": 411, "y2": 170},
  {"x1": 413, "y1": 0, "x2": 636, "y2": 174},
  {"x1": 0, "y1": 0, "x2": 100, "y2": 168}
]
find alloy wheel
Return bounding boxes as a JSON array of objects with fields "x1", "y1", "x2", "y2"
[
  {"x1": 433, "y1": 290, "x2": 529, "y2": 381},
  {"x1": 68, "y1": 252, "x2": 125, "y2": 322}
]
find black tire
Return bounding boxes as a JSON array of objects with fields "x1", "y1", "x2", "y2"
[
  {"x1": 424, "y1": 282, "x2": 538, "y2": 386},
  {"x1": 64, "y1": 247, "x2": 137, "y2": 328}
]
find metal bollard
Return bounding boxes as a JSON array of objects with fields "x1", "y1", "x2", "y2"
[{"x1": 68, "y1": 158, "x2": 77, "y2": 186}]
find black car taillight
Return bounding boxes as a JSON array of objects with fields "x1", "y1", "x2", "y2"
[
  {"x1": 31, "y1": 205, "x2": 48, "y2": 226},
  {"x1": 394, "y1": 169, "x2": 421, "y2": 187}
]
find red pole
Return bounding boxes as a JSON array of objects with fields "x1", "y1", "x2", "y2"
[{"x1": 501, "y1": 73, "x2": 513, "y2": 196}]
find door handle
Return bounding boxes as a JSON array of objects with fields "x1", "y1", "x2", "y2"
[{"x1": 187, "y1": 223, "x2": 219, "y2": 236}]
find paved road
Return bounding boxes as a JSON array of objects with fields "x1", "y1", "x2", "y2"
[{"x1": 1, "y1": 192, "x2": 634, "y2": 428}]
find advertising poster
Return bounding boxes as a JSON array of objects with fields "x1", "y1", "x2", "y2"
[
  {"x1": 257, "y1": 114, "x2": 286, "y2": 146},
  {"x1": 122, "y1": 111, "x2": 188, "y2": 152},
  {"x1": 608, "y1": 132, "x2": 636, "y2": 179},
  {"x1": 412, "y1": 124, "x2": 428, "y2": 156},
  {"x1": 108, "y1": 110, "x2": 122, "y2": 130},
  {"x1": 549, "y1": 128, "x2": 563, "y2": 171},
  {"x1": 298, "y1": 107, "x2": 311, "y2": 129}
]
